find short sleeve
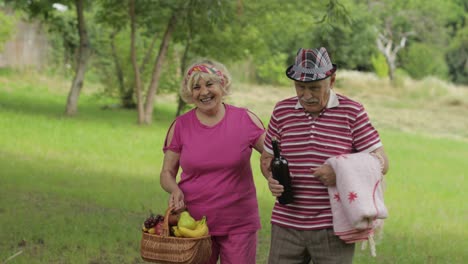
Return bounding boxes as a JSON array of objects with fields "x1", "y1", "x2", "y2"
[
  {"x1": 162, "y1": 119, "x2": 182, "y2": 153},
  {"x1": 351, "y1": 105, "x2": 382, "y2": 152},
  {"x1": 263, "y1": 104, "x2": 281, "y2": 155},
  {"x1": 244, "y1": 109, "x2": 265, "y2": 147}
]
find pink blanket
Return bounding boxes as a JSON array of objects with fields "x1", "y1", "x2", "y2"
[{"x1": 325, "y1": 153, "x2": 388, "y2": 256}]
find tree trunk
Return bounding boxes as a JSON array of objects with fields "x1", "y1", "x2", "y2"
[
  {"x1": 143, "y1": 13, "x2": 177, "y2": 124},
  {"x1": 65, "y1": 0, "x2": 90, "y2": 116},
  {"x1": 140, "y1": 33, "x2": 159, "y2": 74},
  {"x1": 376, "y1": 17, "x2": 412, "y2": 84},
  {"x1": 176, "y1": 29, "x2": 192, "y2": 117},
  {"x1": 386, "y1": 55, "x2": 395, "y2": 81},
  {"x1": 110, "y1": 29, "x2": 135, "y2": 108},
  {"x1": 175, "y1": 95, "x2": 186, "y2": 117},
  {"x1": 129, "y1": 0, "x2": 144, "y2": 124}
]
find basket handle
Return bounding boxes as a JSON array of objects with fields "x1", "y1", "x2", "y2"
[{"x1": 161, "y1": 207, "x2": 173, "y2": 237}]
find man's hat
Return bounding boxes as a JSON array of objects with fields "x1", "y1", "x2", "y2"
[{"x1": 286, "y1": 47, "x2": 337, "y2": 82}]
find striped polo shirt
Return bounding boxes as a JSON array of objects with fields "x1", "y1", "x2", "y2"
[{"x1": 264, "y1": 89, "x2": 382, "y2": 230}]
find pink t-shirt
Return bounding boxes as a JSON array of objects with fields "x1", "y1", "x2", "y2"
[{"x1": 163, "y1": 104, "x2": 264, "y2": 235}]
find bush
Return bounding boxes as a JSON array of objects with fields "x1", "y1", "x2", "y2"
[
  {"x1": 0, "y1": 10, "x2": 15, "y2": 52},
  {"x1": 371, "y1": 53, "x2": 388, "y2": 78},
  {"x1": 401, "y1": 43, "x2": 449, "y2": 80},
  {"x1": 255, "y1": 52, "x2": 290, "y2": 86}
]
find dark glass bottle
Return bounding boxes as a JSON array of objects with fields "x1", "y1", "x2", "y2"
[{"x1": 270, "y1": 137, "x2": 294, "y2": 205}]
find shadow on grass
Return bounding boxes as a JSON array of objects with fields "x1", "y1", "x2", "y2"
[
  {"x1": 0, "y1": 90, "x2": 177, "y2": 126},
  {"x1": 3, "y1": 149, "x2": 466, "y2": 264},
  {"x1": 0, "y1": 149, "x2": 168, "y2": 263}
]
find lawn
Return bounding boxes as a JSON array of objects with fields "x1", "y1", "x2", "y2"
[{"x1": 0, "y1": 70, "x2": 467, "y2": 263}]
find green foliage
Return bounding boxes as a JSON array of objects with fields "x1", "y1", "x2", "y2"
[
  {"x1": 46, "y1": 7, "x2": 79, "y2": 69},
  {"x1": 371, "y1": 53, "x2": 388, "y2": 78},
  {"x1": 3, "y1": 0, "x2": 467, "y2": 88},
  {"x1": 446, "y1": 10, "x2": 468, "y2": 85},
  {"x1": 400, "y1": 43, "x2": 449, "y2": 80},
  {"x1": 90, "y1": 28, "x2": 130, "y2": 97},
  {"x1": 0, "y1": 10, "x2": 15, "y2": 52},
  {"x1": 311, "y1": 0, "x2": 378, "y2": 71},
  {"x1": 158, "y1": 44, "x2": 185, "y2": 94},
  {"x1": 255, "y1": 52, "x2": 290, "y2": 85}
]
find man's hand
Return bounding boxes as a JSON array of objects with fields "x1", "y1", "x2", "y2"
[
  {"x1": 260, "y1": 151, "x2": 274, "y2": 179},
  {"x1": 313, "y1": 164, "x2": 336, "y2": 186}
]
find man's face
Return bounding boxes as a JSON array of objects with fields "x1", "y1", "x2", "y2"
[{"x1": 294, "y1": 75, "x2": 335, "y2": 115}]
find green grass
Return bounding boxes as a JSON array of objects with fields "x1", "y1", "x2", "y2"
[{"x1": 0, "y1": 71, "x2": 467, "y2": 263}]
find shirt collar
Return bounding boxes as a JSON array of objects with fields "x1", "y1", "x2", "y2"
[{"x1": 294, "y1": 89, "x2": 339, "y2": 110}]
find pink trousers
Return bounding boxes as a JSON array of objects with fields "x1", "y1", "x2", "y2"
[{"x1": 205, "y1": 231, "x2": 257, "y2": 264}]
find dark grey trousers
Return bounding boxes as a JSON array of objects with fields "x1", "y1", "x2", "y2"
[{"x1": 268, "y1": 224, "x2": 355, "y2": 264}]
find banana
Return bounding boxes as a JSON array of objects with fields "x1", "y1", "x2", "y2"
[
  {"x1": 172, "y1": 226, "x2": 183, "y2": 237},
  {"x1": 194, "y1": 216, "x2": 207, "y2": 229},
  {"x1": 178, "y1": 222, "x2": 209, "y2": 238}
]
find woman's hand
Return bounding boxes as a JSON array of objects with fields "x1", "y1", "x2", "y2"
[
  {"x1": 313, "y1": 164, "x2": 336, "y2": 186},
  {"x1": 267, "y1": 176, "x2": 284, "y2": 197},
  {"x1": 169, "y1": 188, "x2": 185, "y2": 213}
]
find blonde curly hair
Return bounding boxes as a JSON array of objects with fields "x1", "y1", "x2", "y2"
[{"x1": 180, "y1": 59, "x2": 232, "y2": 104}]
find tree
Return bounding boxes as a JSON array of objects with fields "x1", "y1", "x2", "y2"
[
  {"x1": 370, "y1": 0, "x2": 455, "y2": 82},
  {"x1": 445, "y1": 0, "x2": 468, "y2": 85},
  {"x1": 5, "y1": 0, "x2": 92, "y2": 115},
  {"x1": 142, "y1": 11, "x2": 177, "y2": 124},
  {"x1": 94, "y1": 0, "x2": 136, "y2": 109},
  {"x1": 0, "y1": 8, "x2": 15, "y2": 53},
  {"x1": 447, "y1": 23, "x2": 468, "y2": 84},
  {"x1": 129, "y1": 0, "x2": 144, "y2": 123},
  {"x1": 137, "y1": 0, "x2": 254, "y2": 122},
  {"x1": 65, "y1": 0, "x2": 90, "y2": 115},
  {"x1": 369, "y1": 0, "x2": 416, "y2": 81},
  {"x1": 309, "y1": 0, "x2": 378, "y2": 71}
]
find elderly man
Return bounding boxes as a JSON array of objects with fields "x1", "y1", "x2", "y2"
[{"x1": 261, "y1": 47, "x2": 389, "y2": 264}]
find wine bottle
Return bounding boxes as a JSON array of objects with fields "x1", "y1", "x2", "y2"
[{"x1": 270, "y1": 137, "x2": 293, "y2": 204}]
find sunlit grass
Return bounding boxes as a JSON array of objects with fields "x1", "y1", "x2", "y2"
[{"x1": 0, "y1": 69, "x2": 467, "y2": 263}]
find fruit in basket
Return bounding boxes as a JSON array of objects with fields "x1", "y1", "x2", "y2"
[
  {"x1": 195, "y1": 216, "x2": 207, "y2": 228},
  {"x1": 143, "y1": 213, "x2": 164, "y2": 233},
  {"x1": 168, "y1": 212, "x2": 180, "y2": 226},
  {"x1": 178, "y1": 217, "x2": 209, "y2": 238},
  {"x1": 155, "y1": 221, "x2": 163, "y2": 235},
  {"x1": 177, "y1": 211, "x2": 197, "y2": 230},
  {"x1": 144, "y1": 214, "x2": 158, "y2": 229},
  {"x1": 172, "y1": 226, "x2": 182, "y2": 237},
  {"x1": 148, "y1": 227, "x2": 157, "y2": 234}
]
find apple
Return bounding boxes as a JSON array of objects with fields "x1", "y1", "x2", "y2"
[
  {"x1": 168, "y1": 212, "x2": 180, "y2": 226},
  {"x1": 155, "y1": 221, "x2": 164, "y2": 235}
]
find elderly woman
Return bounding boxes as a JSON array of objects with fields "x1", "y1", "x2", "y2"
[{"x1": 160, "y1": 59, "x2": 265, "y2": 264}]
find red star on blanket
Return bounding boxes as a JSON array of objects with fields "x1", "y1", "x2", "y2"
[
  {"x1": 334, "y1": 193, "x2": 341, "y2": 202},
  {"x1": 348, "y1": 191, "x2": 358, "y2": 203}
]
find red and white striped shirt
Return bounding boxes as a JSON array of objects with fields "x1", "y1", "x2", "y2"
[{"x1": 264, "y1": 90, "x2": 382, "y2": 230}]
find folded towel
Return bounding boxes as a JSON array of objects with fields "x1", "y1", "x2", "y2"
[{"x1": 325, "y1": 153, "x2": 388, "y2": 256}]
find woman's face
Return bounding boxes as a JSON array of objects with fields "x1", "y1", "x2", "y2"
[
  {"x1": 191, "y1": 77, "x2": 224, "y2": 113},
  {"x1": 294, "y1": 75, "x2": 335, "y2": 115}
]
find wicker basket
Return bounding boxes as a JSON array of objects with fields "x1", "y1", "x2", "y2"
[{"x1": 140, "y1": 208, "x2": 212, "y2": 264}]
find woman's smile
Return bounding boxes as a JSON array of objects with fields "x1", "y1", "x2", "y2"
[{"x1": 199, "y1": 96, "x2": 214, "y2": 103}]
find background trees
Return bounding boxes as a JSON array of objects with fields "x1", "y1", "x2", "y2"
[{"x1": 0, "y1": 0, "x2": 466, "y2": 122}]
